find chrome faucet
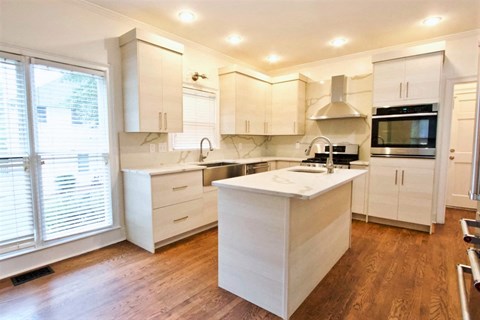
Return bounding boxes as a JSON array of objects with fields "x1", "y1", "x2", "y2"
[
  {"x1": 199, "y1": 137, "x2": 213, "y2": 162},
  {"x1": 305, "y1": 136, "x2": 334, "y2": 174}
]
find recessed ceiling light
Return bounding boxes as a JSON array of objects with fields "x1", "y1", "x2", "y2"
[
  {"x1": 266, "y1": 54, "x2": 280, "y2": 63},
  {"x1": 423, "y1": 16, "x2": 442, "y2": 26},
  {"x1": 178, "y1": 10, "x2": 196, "y2": 23},
  {"x1": 329, "y1": 38, "x2": 347, "y2": 47},
  {"x1": 227, "y1": 34, "x2": 243, "y2": 45}
]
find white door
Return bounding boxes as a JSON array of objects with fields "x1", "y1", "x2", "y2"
[{"x1": 446, "y1": 82, "x2": 478, "y2": 209}]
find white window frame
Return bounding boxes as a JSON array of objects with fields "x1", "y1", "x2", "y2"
[
  {"x1": 169, "y1": 85, "x2": 219, "y2": 151},
  {"x1": 0, "y1": 47, "x2": 120, "y2": 260}
]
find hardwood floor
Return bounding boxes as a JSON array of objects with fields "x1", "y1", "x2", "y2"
[{"x1": 0, "y1": 208, "x2": 475, "y2": 320}]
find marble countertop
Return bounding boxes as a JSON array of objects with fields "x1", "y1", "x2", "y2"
[
  {"x1": 121, "y1": 157, "x2": 306, "y2": 176},
  {"x1": 350, "y1": 160, "x2": 369, "y2": 166},
  {"x1": 121, "y1": 164, "x2": 205, "y2": 176},
  {"x1": 212, "y1": 166, "x2": 367, "y2": 200}
]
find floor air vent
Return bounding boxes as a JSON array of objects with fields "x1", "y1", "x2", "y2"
[{"x1": 11, "y1": 266, "x2": 54, "y2": 286}]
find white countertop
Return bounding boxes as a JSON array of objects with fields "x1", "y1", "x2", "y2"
[
  {"x1": 212, "y1": 166, "x2": 367, "y2": 200},
  {"x1": 121, "y1": 157, "x2": 306, "y2": 176},
  {"x1": 350, "y1": 160, "x2": 369, "y2": 166},
  {"x1": 121, "y1": 164, "x2": 205, "y2": 176}
]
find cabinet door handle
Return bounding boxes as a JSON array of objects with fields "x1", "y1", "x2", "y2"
[
  {"x1": 164, "y1": 113, "x2": 168, "y2": 130},
  {"x1": 405, "y1": 82, "x2": 409, "y2": 98},
  {"x1": 172, "y1": 185, "x2": 188, "y2": 191},
  {"x1": 401, "y1": 170, "x2": 404, "y2": 185},
  {"x1": 245, "y1": 120, "x2": 248, "y2": 133},
  {"x1": 395, "y1": 169, "x2": 398, "y2": 185},
  {"x1": 264, "y1": 122, "x2": 267, "y2": 134},
  {"x1": 173, "y1": 216, "x2": 189, "y2": 223},
  {"x1": 159, "y1": 112, "x2": 163, "y2": 130},
  {"x1": 293, "y1": 121, "x2": 296, "y2": 133},
  {"x1": 399, "y1": 83, "x2": 402, "y2": 98}
]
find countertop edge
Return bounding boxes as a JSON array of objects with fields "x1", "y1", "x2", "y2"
[{"x1": 213, "y1": 168, "x2": 366, "y2": 200}]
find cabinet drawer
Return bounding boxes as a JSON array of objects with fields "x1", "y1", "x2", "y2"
[
  {"x1": 153, "y1": 198, "x2": 204, "y2": 242},
  {"x1": 152, "y1": 171, "x2": 202, "y2": 208}
]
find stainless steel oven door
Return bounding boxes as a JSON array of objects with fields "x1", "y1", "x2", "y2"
[{"x1": 371, "y1": 112, "x2": 437, "y2": 158}]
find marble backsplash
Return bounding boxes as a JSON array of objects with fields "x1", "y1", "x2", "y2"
[
  {"x1": 119, "y1": 132, "x2": 270, "y2": 169},
  {"x1": 267, "y1": 73, "x2": 373, "y2": 160}
]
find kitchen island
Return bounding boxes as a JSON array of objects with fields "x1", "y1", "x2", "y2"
[{"x1": 212, "y1": 166, "x2": 366, "y2": 319}]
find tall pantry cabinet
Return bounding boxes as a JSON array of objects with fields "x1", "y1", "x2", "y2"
[
  {"x1": 120, "y1": 28, "x2": 184, "y2": 133},
  {"x1": 372, "y1": 51, "x2": 443, "y2": 107}
]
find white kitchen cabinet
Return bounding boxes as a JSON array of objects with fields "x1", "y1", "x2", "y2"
[
  {"x1": 271, "y1": 75, "x2": 307, "y2": 135},
  {"x1": 373, "y1": 52, "x2": 443, "y2": 107},
  {"x1": 123, "y1": 169, "x2": 216, "y2": 253},
  {"x1": 350, "y1": 164, "x2": 369, "y2": 215},
  {"x1": 367, "y1": 158, "x2": 434, "y2": 226},
  {"x1": 219, "y1": 66, "x2": 306, "y2": 136},
  {"x1": 120, "y1": 28, "x2": 184, "y2": 133},
  {"x1": 219, "y1": 67, "x2": 271, "y2": 135},
  {"x1": 275, "y1": 161, "x2": 301, "y2": 169}
]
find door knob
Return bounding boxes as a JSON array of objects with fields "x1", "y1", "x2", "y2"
[
  {"x1": 450, "y1": 148, "x2": 455, "y2": 153},
  {"x1": 449, "y1": 156, "x2": 455, "y2": 160}
]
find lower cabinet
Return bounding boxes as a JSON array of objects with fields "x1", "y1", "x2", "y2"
[
  {"x1": 350, "y1": 164, "x2": 369, "y2": 215},
  {"x1": 123, "y1": 169, "x2": 217, "y2": 253},
  {"x1": 367, "y1": 157, "x2": 434, "y2": 226},
  {"x1": 275, "y1": 160, "x2": 301, "y2": 169}
]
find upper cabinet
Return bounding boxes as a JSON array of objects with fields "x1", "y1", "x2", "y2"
[
  {"x1": 219, "y1": 68, "x2": 271, "y2": 135},
  {"x1": 373, "y1": 51, "x2": 444, "y2": 107},
  {"x1": 219, "y1": 66, "x2": 306, "y2": 135},
  {"x1": 271, "y1": 75, "x2": 307, "y2": 135},
  {"x1": 120, "y1": 28, "x2": 184, "y2": 133}
]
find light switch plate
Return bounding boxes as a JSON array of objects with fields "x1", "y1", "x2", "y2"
[
  {"x1": 149, "y1": 144, "x2": 156, "y2": 153},
  {"x1": 158, "y1": 142, "x2": 167, "y2": 152}
]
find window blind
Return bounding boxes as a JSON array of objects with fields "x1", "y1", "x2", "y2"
[
  {"x1": 172, "y1": 88, "x2": 217, "y2": 150},
  {"x1": 31, "y1": 61, "x2": 112, "y2": 241},
  {"x1": 0, "y1": 55, "x2": 35, "y2": 253}
]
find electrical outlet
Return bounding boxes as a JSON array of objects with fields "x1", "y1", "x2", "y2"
[
  {"x1": 238, "y1": 143, "x2": 243, "y2": 151},
  {"x1": 149, "y1": 144, "x2": 156, "y2": 153},
  {"x1": 295, "y1": 142, "x2": 300, "y2": 149},
  {"x1": 158, "y1": 142, "x2": 167, "y2": 152}
]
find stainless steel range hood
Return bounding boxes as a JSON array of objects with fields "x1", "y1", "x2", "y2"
[{"x1": 309, "y1": 75, "x2": 366, "y2": 120}]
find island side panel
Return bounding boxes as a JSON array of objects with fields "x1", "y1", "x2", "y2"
[
  {"x1": 287, "y1": 182, "x2": 352, "y2": 317},
  {"x1": 217, "y1": 188, "x2": 290, "y2": 319}
]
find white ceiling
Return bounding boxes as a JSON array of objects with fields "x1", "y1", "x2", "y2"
[{"x1": 86, "y1": 0, "x2": 480, "y2": 72}]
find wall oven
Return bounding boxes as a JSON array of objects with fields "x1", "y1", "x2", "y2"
[{"x1": 370, "y1": 104, "x2": 438, "y2": 158}]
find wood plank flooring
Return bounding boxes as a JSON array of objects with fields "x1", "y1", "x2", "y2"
[{"x1": 0, "y1": 208, "x2": 475, "y2": 320}]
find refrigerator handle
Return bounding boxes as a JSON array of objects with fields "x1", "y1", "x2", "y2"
[{"x1": 469, "y1": 42, "x2": 480, "y2": 200}]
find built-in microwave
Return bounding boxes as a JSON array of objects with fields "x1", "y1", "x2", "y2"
[{"x1": 370, "y1": 104, "x2": 438, "y2": 158}]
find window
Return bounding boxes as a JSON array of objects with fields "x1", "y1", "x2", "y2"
[
  {"x1": 170, "y1": 87, "x2": 217, "y2": 150},
  {"x1": 0, "y1": 51, "x2": 112, "y2": 255}
]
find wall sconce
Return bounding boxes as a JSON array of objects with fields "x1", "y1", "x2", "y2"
[{"x1": 192, "y1": 72, "x2": 207, "y2": 81}]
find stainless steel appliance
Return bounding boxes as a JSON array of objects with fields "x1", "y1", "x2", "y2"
[
  {"x1": 371, "y1": 104, "x2": 438, "y2": 158},
  {"x1": 301, "y1": 143, "x2": 359, "y2": 169},
  {"x1": 245, "y1": 162, "x2": 269, "y2": 175},
  {"x1": 459, "y1": 45, "x2": 480, "y2": 320},
  {"x1": 309, "y1": 75, "x2": 367, "y2": 120}
]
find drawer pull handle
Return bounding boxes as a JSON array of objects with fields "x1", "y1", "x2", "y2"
[
  {"x1": 173, "y1": 216, "x2": 189, "y2": 223},
  {"x1": 172, "y1": 185, "x2": 188, "y2": 191}
]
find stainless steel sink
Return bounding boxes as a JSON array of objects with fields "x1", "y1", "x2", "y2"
[
  {"x1": 202, "y1": 162, "x2": 245, "y2": 186},
  {"x1": 288, "y1": 167, "x2": 327, "y2": 173}
]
